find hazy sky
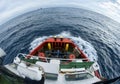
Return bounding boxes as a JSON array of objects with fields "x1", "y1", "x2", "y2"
[{"x1": 0, "y1": 0, "x2": 120, "y2": 25}]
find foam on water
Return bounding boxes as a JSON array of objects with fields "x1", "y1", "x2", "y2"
[{"x1": 29, "y1": 31, "x2": 98, "y2": 61}]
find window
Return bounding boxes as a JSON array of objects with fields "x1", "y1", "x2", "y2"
[
  {"x1": 45, "y1": 73, "x2": 58, "y2": 80},
  {"x1": 65, "y1": 73, "x2": 93, "y2": 81}
]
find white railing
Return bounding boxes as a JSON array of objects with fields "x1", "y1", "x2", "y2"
[{"x1": 17, "y1": 53, "x2": 95, "y2": 62}]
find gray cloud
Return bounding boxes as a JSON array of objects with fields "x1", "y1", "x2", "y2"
[{"x1": 0, "y1": 0, "x2": 120, "y2": 25}]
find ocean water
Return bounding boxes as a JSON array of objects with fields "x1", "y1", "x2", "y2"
[{"x1": 0, "y1": 7, "x2": 120, "y2": 83}]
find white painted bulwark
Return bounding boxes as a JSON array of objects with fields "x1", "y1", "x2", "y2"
[{"x1": 61, "y1": 68, "x2": 85, "y2": 72}]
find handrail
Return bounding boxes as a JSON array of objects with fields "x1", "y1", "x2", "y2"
[{"x1": 17, "y1": 53, "x2": 96, "y2": 62}]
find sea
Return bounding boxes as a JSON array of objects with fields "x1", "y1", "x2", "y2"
[{"x1": 0, "y1": 7, "x2": 120, "y2": 84}]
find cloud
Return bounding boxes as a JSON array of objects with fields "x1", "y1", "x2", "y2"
[
  {"x1": 0, "y1": 0, "x2": 120, "y2": 25},
  {"x1": 117, "y1": 0, "x2": 120, "y2": 4},
  {"x1": 0, "y1": 0, "x2": 77, "y2": 25},
  {"x1": 98, "y1": 1, "x2": 120, "y2": 22}
]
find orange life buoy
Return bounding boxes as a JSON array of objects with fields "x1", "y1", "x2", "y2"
[
  {"x1": 69, "y1": 54, "x2": 75, "y2": 61},
  {"x1": 38, "y1": 52, "x2": 46, "y2": 61}
]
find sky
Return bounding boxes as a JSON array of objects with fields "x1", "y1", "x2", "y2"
[{"x1": 0, "y1": 0, "x2": 120, "y2": 25}]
